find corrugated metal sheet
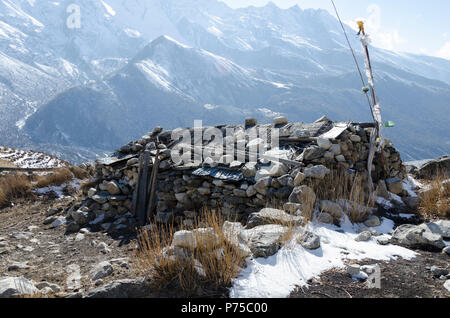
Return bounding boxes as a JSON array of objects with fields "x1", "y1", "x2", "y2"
[{"x1": 192, "y1": 167, "x2": 244, "y2": 181}]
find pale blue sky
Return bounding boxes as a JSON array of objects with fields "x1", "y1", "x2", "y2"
[{"x1": 220, "y1": 0, "x2": 450, "y2": 60}]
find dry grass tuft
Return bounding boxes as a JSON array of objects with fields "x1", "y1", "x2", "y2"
[
  {"x1": 35, "y1": 168, "x2": 73, "y2": 188},
  {"x1": 306, "y1": 168, "x2": 374, "y2": 223},
  {"x1": 418, "y1": 170, "x2": 450, "y2": 219},
  {"x1": 0, "y1": 159, "x2": 16, "y2": 168},
  {"x1": 0, "y1": 173, "x2": 31, "y2": 206},
  {"x1": 69, "y1": 165, "x2": 90, "y2": 180},
  {"x1": 132, "y1": 209, "x2": 247, "y2": 296}
]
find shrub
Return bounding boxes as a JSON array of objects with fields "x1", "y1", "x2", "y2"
[
  {"x1": 35, "y1": 168, "x2": 73, "y2": 188},
  {"x1": 0, "y1": 173, "x2": 32, "y2": 206},
  {"x1": 418, "y1": 170, "x2": 450, "y2": 219},
  {"x1": 132, "y1": 209, "x2": 247, "y2": 297},
  {"x1": 69, "y1": 165, "x2": 90, "y2": 180},
  {"x1": 306, "y1": 168, "x2": 374, "y2": 223}
]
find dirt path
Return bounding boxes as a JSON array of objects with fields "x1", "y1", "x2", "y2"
[{"x1": 0, "y1": 194, "x2": 137, "y2": 296}]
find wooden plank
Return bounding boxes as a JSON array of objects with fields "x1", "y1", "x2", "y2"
[
  {"x1": 0, "y1": 167, "x2": 59, "y2": 172},
  {"x1": 136, "y1": 151, "x2": 151, "y2": 226},
  {"x1": 131, "y1": 153, "x2": 144, "y2": 215},
  {"x1": 146, "y1": 149, "x2": 161, "y2": 222}
]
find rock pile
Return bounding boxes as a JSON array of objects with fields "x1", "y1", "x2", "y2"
[{"x1": 70, "y1": 117, "x2": 409, "y2": 233}]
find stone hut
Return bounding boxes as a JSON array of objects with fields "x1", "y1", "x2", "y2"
[{"x1": 70, "y1": 116, "x2": 407, "y2": 234}]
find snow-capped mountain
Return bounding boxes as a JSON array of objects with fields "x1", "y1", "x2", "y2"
[{"x1": 1, "y1": 0, "x2": 449, "y2": 162}]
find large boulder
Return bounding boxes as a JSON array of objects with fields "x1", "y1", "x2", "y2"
[
  {"x1": 419, "y1": 220, "x2": 450, "y2": 239},
  {"x1": 247, "y1": 208, "x2": 304, "y2": 229},
  {"x1": 392, "y1": 224, "x2": 446, "y2": 250},
  {"x1": 244, "y1": 225, "x2": 289, "y2": 258},
  {"x1": 85, "y1": 277, "x2": 153, "y2": 298},
  {"x1": 417, "y1": 156, "x2": 450, "y2": 179},
  {"x1": 0, "y1": 277, "x2": 38, "y2": 297}
]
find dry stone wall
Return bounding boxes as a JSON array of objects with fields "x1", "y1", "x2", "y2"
[{"x1": 70, "y1": 117, "x2": 407, "y2": 234}]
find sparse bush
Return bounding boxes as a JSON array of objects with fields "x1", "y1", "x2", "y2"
[
  {"x1": 0, "y1": 173, "x2": 32, "y2": 206},
  {"x1": 69, "y1": 165, "x2": 89, "y2": 180},
  {"x1": 132, "y1": 209, "x2": 247, "y2": 297},
  {"x1": 35, "y1": 168, "x2": 73, "y2": 188},
  {"x1": 418, "y1": 170, "x2": 450, "y2": 219},
  {"x1": 307, "y1": 168, "x2": 374, "y2": 223}
]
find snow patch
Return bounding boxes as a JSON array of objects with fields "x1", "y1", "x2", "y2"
[{"x1": 230, "y1": 216, "x2": 416, "y2": 298}]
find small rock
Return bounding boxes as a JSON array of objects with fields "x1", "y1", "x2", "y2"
[
  {"x1": 242, "y1": 162, "x2": 257, "y2": 178},
  {"x1": 320, "y1": 200, "x2": 344, "y2": 218},
  {"x1": 335, "y1": 155, "x2": 346, "y2": 162},
  {"x1": 364, "y1": 215, "x2": 381, "y2": 227},
  {"x1": 10, "y1": 232, "x2": 33, "y2": 240},
  {"x1": 36, "y1": 282, "x2": 61, "y2": 293},
  {"x1": 8, "y1": 262, "x2": 31, "y2": 271},
  {"x1": 443, "y1": 246, "x2": 450, "y2": 255},
  {"x1": 97, "y1": 242, "x2": 108, "y2": 250},
  {"x1": 91, "y1": 261, "x2": 114, "y2": 281},
  {"x1": 430, "y1": 266, "x2": 449, "y2": 277},
  {"x1": 444, "y1": 280, "x2": 450, "y2": 293},
  {"x1": 376, "y1": 236, "x2": 390, "y2": 245},
  {"x1": 303, "y1": 165, "x2": 330, "y2": 179},
  {"x1": 106, "y1": 181, "x2": 121, "y2": 195},
  {"x1": 299, "y1": 232, "x2": 321, "y2": 250},
  {"x1": 51, "y1": 217, "x2": 67, "y2": 229},
  {"x1": 386, "y1": 178, "x2": 403, "y2": 195},
  {"x1": 347, "y1": 264, "x2": 361, "y2": 276},
  {"x1": 317, "y1": 212, "x2": 333, "y2": 224},
  {"x1": 75, "y1": 233, "x2": 85, "y2": 242},
  {"x1": 317, "y1": 138, "x2": 332, "y2": 150},
  {"x1": 294, "y1": 172, "x2": 306, "y2": 186},
  {"x1": 355, "y1": 231, "x2": 372, "y2": 242}
]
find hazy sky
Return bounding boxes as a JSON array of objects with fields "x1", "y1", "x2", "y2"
[{"x1": 220, "y1": 0, "x2": 450, "y2": 60}]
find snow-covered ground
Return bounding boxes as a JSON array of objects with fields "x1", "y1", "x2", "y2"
[
  {"x1": 230, "y1": 216, "x2": 417, "y2": 298},
  {"x1": 0, "y1": 146, "x2": 68, "y2": 168},
  {"x1": 33, "y1": 178, "x2": 82, "y2": 199}
]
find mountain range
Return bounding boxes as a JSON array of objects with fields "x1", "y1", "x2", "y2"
[{"x1": 0, "y1": 0, "x2": 449, "y2": 163}]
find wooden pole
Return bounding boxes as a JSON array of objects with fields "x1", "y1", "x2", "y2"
[
  {"x1": 146, "y1": 149, "x2": 161, "y2": 222},
  {"x1": 136, "y1": 151, "x2": 151, "y2": 226}
]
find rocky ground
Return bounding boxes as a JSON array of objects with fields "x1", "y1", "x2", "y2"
[
  {"x1": 290, "y1": 251, "x2": 450, "y2": 298},
  {"x1": 0, "y1": 193, "x2": 138, "y2": 297}
]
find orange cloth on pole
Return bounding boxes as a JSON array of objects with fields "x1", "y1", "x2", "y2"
[{"x1": 357, "y1": 21, "x2": 365, "y2": 35}]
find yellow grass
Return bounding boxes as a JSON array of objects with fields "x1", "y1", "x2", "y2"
[
  {"x1": 0, "y1": 159, "x2": 16, "y2": 168},
  {"x1": 34, "y1": 168, "x2": 73, "y2": 188},
  {"x1": 132, "y1": 209, "x2": 247, "y2": 296},
  {"x1": 306, "y1": 168, "x2": 374, "y2": 223},
  {"x1": 0, "y1": 173, "x2": 31, "y2": 206},
  {"x1": 69, "y1": 165, "x2": 89, "y2": 180},
  {"x1": 418, "y1": 171, "x2": 450, "y2": 219}
]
